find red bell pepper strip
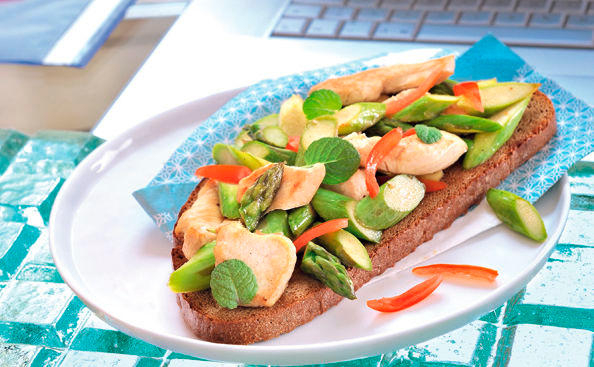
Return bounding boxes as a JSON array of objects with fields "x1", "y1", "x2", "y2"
[
  {"x1": 412, "y1": 264, "x2": 499, "y2": 282},
  {"x1": 286, "y1": 135, "x2": 300, "y2": 152},
  {"x1": 195, "y1": 165, "x2": 252, "y2": 184},
  {"x1": 453, "y1": 81, "x2": 484, "y2": 113},
  {"x1": 367, "y1": 275, "x2": 443, "y2": 312},
  {"x1": 403, "y1": 128, "x2": 416, "y2": 138},
  {"x1": 384, "y1": 67, "x2": 444, "y2": 117},
  {"x1": 418, "y1": 178, "x2": 447, "y2": 193},
  {"x1": 293, "y1": 218, "x2": 349, "y2": 252},
  {"x1": 365, "y1": 128, "x2": 403, "y2": 198}
]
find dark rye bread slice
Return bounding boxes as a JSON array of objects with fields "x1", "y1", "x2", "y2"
[{"x1": 172, "y1": 91, "x2": 556, "y2": 345}]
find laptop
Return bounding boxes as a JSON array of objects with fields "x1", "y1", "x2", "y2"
[{"x1": 93, "y1": 0, "x2": 593, "y2": 139}]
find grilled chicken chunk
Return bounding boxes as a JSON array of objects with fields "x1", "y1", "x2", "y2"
[
  {"x1": 344, "y1": 131, "x2": 467, "y2": 176},
  {"x1": 309, "y1": 55, "x2": 455, "y2": 105},
  {"x1": 324, "y1": 169, "x2": 368, "y2": 200},
  {"x1": 237, "y1": 163, "x2": 326, "y2": 211},
  {"x1": 175, "y1": 179, "x2": 228, "y2": 259},
  {"x1": 215, "y1": 222, "x2": 297, "y2": 307}
]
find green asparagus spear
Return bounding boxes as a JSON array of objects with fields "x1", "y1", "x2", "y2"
[
  {"x1": 168, "y1": 241, "x2": 216, "y2": 293},
  {"x1": 241, "y1": 141, "x2": 296, "y2": 165},
  {"x1": 463, "y1": 96, "x2": 531, "y2": 169},
  {"x1": 429, "y1": 79, "x2": 457, "y2": 95},
  {"x1": 234, "y1": 128, "x2": 253, "y2": 148},
  {"x1": 334, "y1": 102, "x2": 386, "y2": 135},
  {"x1": 288, "y1": 204, "x2": 316, "y2": 237},
  {"x1": 391, "y1": 94, "x2": 460, "y2": 122},
  {"x1": 314, "y1": 222, "x2": 372, "y2": 270},
  {"x1": 300, "y1": 242, "x2": 356, "y2": 300},
  {"x1": 250, "y1": 114, "x2": 279, "y2": 131},
  {"x1": 355, "y1": 174, "x2": 425, "y2": 230},
  {"x1": 239, "y1": 163, "x2": 284, "y2": 231},
  {"x1": 257, "y1": 210, "x2": 292, "y2": 238},
  {"x1": 312, "y1": 188, "x2": 382, "y2": 243},
  {"x1": 218, "y1": 182, "x2": 240, "y2": 219},
  {"x1": 426, "y1": 114, "x2": 503, "y2": 133},
  {"x1": 476, "y1": 82, "x2": 539, "y2": 116},
  {"x1": 365, "y1": 119, "x2": 413, "y2": 136},
  {"x1": 255, "y1": 126, "x2": 289, "y2": 148},
  {"x1": 486, "y1": 188, "x2": 547, "y2": 242},
  {"x1": 212, "y1": 143, "x2": 270, "y2": 170}
]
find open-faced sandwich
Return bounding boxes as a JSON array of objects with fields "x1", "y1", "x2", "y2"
[{"x1": 168, "y1": 55, "x2": 556, "y2": 344}]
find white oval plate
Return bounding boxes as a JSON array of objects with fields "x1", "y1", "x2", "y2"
[{"x1": 50, "y1": 88, "x2": 570, "y2": 366}]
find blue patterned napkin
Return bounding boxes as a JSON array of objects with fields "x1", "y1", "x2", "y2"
[{"x1": 133, "y1": 35, "x2": 594, "y2": 238}]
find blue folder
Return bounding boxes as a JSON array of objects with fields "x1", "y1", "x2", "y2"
[{"x1": 0, "y1": 0, "x2": 134, "y2": 67}]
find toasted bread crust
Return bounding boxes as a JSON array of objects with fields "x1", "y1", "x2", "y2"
[{"x1": 172, "y1": 91, "x2": 556, "y2": 344}]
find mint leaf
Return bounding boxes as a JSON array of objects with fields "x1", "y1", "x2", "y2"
[
  {"x1": 415, "y1": 124, "x2": 442, "y2": 144},
  {"x1": 210, "y1": 259, "x2": 258, "y2": 309},
  {"x1": 303, "y1": 89, "x2": 342, "y2": 120},
  {"x1": 304, "y1": 137, "x2": 360, "y2": 185}
]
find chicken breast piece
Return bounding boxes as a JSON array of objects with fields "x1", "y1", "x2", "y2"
[
  {"x1": 215, "y1": 222, "x2": 297, "y2": 307},
  {"x1": 390, "y1": 131, "x2": 467, "y2": 175},
  {"x1": 345, "y1": 131, "x2": 467, "y2": 175},
  {"x1": 175, "y1": 179, "x2": 226, "y2": 259},
  {"x1": 343, "y1": 133, "x2": 381, "y2": 166},
  {"x1": 237, "y1": 163, "x2": 326, "y2": 212},
  {"x1": 309, "y1": 55, "x2": 455, "y2": 105},
  {"x1": 324, "y1": 169, "x2": 368, "y2": 200}
]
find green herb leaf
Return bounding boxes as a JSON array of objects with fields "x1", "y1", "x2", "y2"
[
  {"x1": 210, "y1": 259, "x2": 258, "y2": 309},
  {"x1": 303, "y1": 89, "x2": 342, "y2": 120},
  {"x1": 304, "y1": 137, "x2": 360, "y2": 185},
  {"x1": 414, "y1": 124, "x2": 442, "y2": 144}
]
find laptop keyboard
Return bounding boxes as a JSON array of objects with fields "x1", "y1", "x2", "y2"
[{"x1": 272, "y1": 0, "x2": 594, "y2": 48}]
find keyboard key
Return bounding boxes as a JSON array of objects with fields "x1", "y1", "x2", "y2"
[
  {"x1": 324, "y1": 6, "x2": 355, "y2": 19},
  {"x1": 306, "y1": 19, "x2": 342, "y2": 36},
  {"x1": 449, "y1": 0, "x2": 480, "y2": 10},
  {"x1": 391, "y1": 9, "x2": 424, "y2": 21},
  {"x1": 348, "y1": 0, "x2": 381, "y2": 7},
  {"x1": 516, "y1": 0, "x2": 550, "y2": 12},
  {"x1": 566, "y1": 14, "x2": 594, "y2": 28},
  {"x1": 293, "y1": 0, "x2": 344, "y2": 4},
  {"x1": 458, "y1": 11, "x2": 493, "y2": 24},
  {"x1": 414, "y1": 0, "x2": 447, "y2": 10},
  {"x1": 284, "y1": 4, "x2": 323, "y2": 17},
  {"x1": 273, "y1": 18, "x2": 308, "y2": 35},
  {"x1": 482, "y1": 0, "x2": 516, "y2": 10},
  {"x1": 495, "y1": 11, "x2": 528, "y2": 25},
  {"x1": 530, "y1": 13, "x2": 563, "y2": 27},
  {"x1": 416, "y1": 24, "x2": 593, "y2": 47},
  {"x1": 552, "y1": 1, "x2": 584, "y2": 13},
  {"x1": 380, "y1": 0, "x2": 414, "y2": 9},
  {"x1": 425, "y1": 11, "x2": 458, "y2": 23},
  {"x1": 357, "y1": 8, "x2": 390, "y2": 20},
  {"x1": 373, "y1": 21, "x2": 416, "y2": 39},
  {"x1": 339, "y1": 20, "x2": 375, "y2": 37}
]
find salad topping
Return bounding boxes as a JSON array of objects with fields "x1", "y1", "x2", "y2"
[{"x1": 169, "y1": 56, "x2": 548, "y2": 314}]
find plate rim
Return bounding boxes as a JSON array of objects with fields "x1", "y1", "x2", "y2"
[{"x1": 49, "y1": 92, "x2": 571, "y2": 365}]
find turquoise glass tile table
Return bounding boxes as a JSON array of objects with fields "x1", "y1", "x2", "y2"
[{"x1": 0, "y1": 128, "x2": 591, "y2": 366}]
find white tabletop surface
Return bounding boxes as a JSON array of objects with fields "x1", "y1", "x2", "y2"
[{"x1": 94, "y1": 0, "x2": 594, "y2": 140}]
